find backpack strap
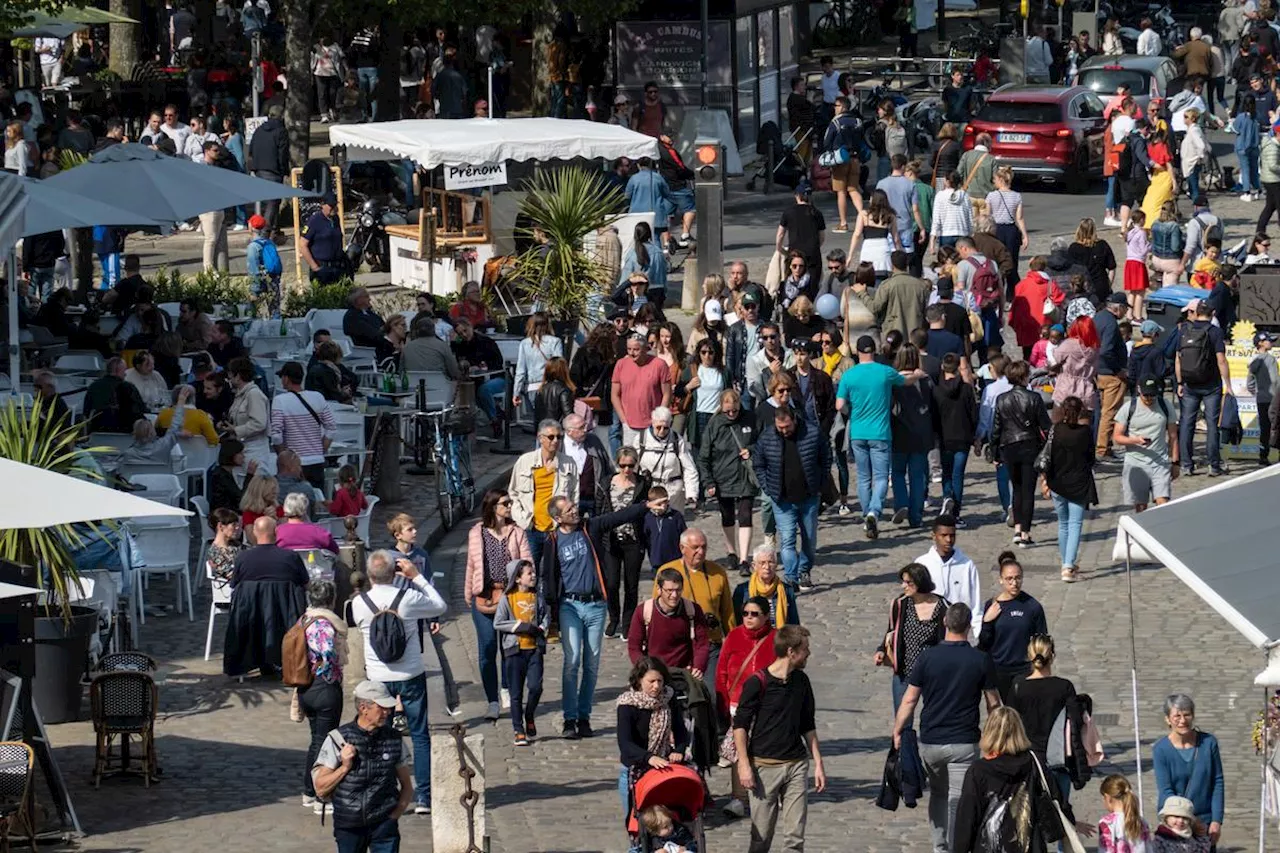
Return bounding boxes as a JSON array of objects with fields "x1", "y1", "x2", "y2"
[
  {"x1": 389, "y1": 587, "x2": 407, "y2": 613},
  {"x1": 961, "y1": 153, "x2": 988, "y2": 191},
  {"x1": 359, "y1": 591, "x2": 377, "y2": 615}
]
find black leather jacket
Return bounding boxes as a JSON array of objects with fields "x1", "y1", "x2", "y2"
[
  {"x1": 990, "y1": 385, "x2": 1051, "y2": 457},
  {"x1": 534, "y1": 379, "x2": 574, "y2": 425}
]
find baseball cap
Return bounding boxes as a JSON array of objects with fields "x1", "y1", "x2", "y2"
[
  {"x1": 1256, "y1": 330, "x2": 1274, "y2": 346},
  {"x1": 614, "y1": 93, "x2": 631, "y2": 105},
  {"x1": 606, "y1": 304, "x2": 627, "y2": 321},
  {"x1": 704, "y1": 299, "x2": 723, "y2": 322},
  {"x1": 354, "y1": 680, "x2": 398, "y2": 708},
  {"x1": 1106, "y1": 292, "x2": 1128, "y2": 306},
  {"x1": 855, "y1": 334, "x2": 877, "y2": 354},
  {"x1": 936, "y1": 279, "x2": 955, "y2": 299},
  {"x1": 248, "y1": 213, "x2": 267, "y2": 231},
  {"x1": 1139, "y1": 320, "x2": 1162, "y2": 337},
  {"x1": 1138, "y1": 376, "x2": 1162, "y2": 396},
  {"x1": 740, "y1": 291, "x2": 760, "y2": 307},
  {"x1": 1158, "y1": 796, "x2": 1197, "y2": 821},
  {"x1": 276, "y1": 361, "x2": 304, "y2": 382},
  {"x1": 321, "y1": 191, "x2": 338, "y2": 206},
  {"x1": 1184, "y1": 297, "x2": 1201, "y2": 315}
]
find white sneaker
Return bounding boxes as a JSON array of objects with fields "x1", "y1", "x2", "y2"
[
  {"x1": 312, "y1": 800, "x2": 325, "y2": 816},
  {"x1": 837, "y1": 503, "x2": 852, "y2": 517},
  {"x1": 177, "y1": 222, "x2": 195, "y2": 232},
  {"x1": 302, "y1": 794, "x2": 318, "y2": 808},
  {"x1": 1243, "y1": 193, "x2": 1254, "y2": 201},
  {"x1": 231, "y1": 223, "x2": 247, "y2": 231},
  {"x1": 722, "y1": 797, "x2": 747, "y2": 818},
  {"x1": 485, "y1": 701, "x2": 501, "y2": 721},
  {"x1": 413, "y1": 803, "x2": 431, "y2": 815},
  {"x1": 500, "y1": 688, "x2": 511, "y2": 711},
  {"x1": 1103, "y1": 216, "x2": 1122, "y2": 227}
]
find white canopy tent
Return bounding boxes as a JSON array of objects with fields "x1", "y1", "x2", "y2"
[
  {"x1": 0, "y1": 457, "x2": 191, "y2": 528},
  {"x1": 1114, "y1": 462, "x2": 1280, "y2": 851},
  {"x1": 328, "y1": 117, "x2": 660, "y2": 168}
]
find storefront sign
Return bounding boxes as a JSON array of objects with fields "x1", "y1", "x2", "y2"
[
  {"x1": 444, "y1": 162, "x2": 508, "y2": 190},
  {"x1": 615, "y1": 21, "x2": 733, "y2": 89}
]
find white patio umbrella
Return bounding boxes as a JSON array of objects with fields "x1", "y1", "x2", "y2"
[
  {"x1": 0, "y1": 580, "x2": 39, "y2": 599},
  {"x1": 0, "y1": 457, "x2": 190, "y2": 527}
]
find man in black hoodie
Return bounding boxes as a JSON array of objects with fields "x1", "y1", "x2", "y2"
[
  {"x1": 933, "y1": 354, "x2": 979, "y2": 524},
  {"x1": 248, "y1": 104, "x2": 290, "y2": 237}
]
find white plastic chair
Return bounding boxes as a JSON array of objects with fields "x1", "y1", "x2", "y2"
[
  {"x1": 307, "y1": 309, "x2": 349, "y2": 341},
  {"x1": 330, "y1": 410, "x2": 366, "y2": 465},
  {"x1": 55, "y1": 351, "x2": 104, "y2": 373},
  {"x1": 204, "y1": 561, "x2": 233, "y2": 660},
  {"x1": 177, "y1": 437, "x2": 218, "y2": 498},
  {"x1": 131, "y1": 517, "x2": 194, "y2": 621},
  {"x1": 118, "y1": 458, "x2": 179, "y2": 480},
  {"x1": 127, "y1": 473, "x2": 185, "y2": 507},
  {"x1": 188, "y1": 495, "x2": 212, "y2": 587},
  {"x1": 319, "y1": 495, "x2": 380, "y2": 543},
  {"x1": 404, "y1": 371, "x2": 457, "y2": 411}
]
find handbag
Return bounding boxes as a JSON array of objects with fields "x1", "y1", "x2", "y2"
[
  {"x1": 718, "y1": 636, "x2": 771, "y2": 763},
  {"x1": 1030, "y1": 752, "x2": 1086, "y2": 853},
  {"x1": 474, "y1": 583, "x2": 505, "y2": 616},
  {"x1": 1033, "y1": 424, "x2": 1055, "y2": 475}
]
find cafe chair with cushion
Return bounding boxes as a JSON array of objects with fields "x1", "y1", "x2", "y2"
[
  {"x1": 0, "y1": 741, "x2": 36, "y2": 852},
  {"x1": 90, "y1": 671, "x2": 159, "y2": 788},
  {"x1": 96, "y1": 652, "x2": 157, "y2": 674}
]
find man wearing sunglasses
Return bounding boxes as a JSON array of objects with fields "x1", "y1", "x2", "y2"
[
  {"x1": 817, "y1": 248, "x2": 854, "y2": 304},
  {"x1": 509, "y1": 420, "x2": 579, "y2": 568},
  {"x1": 726, "y1": 291, "x2": 765, "y2": 413},
  {"x1": 746, "y1": 321, "x2": 786, "y2": 406}
]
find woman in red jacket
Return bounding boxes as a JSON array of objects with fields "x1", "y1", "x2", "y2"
[
  {"x1": 715, "y1": 595, "x2": 777, "y2": 819},
  {"x1": 1009, "y1": 256, "x2": 1066, "y2": 358}
]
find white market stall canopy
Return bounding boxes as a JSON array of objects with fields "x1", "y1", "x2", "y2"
[
  {"x1": 0, "y1": 457, "x2": 190, "y2": 529},
  {"x1": 329, "y1": 118, "x2": 661, "y2": 169}
]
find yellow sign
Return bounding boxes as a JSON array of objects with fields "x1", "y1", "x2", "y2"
[{"x1": 1021, "y1": 0, "x2": 1029, "y2": 16}]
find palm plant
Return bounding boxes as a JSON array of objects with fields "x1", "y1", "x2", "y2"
[
  {"x1": 0, "y1": 397, "x2": 103, "y2": 617},
  {"x1": 509, "y1": 168, "x2": 626, "y2": 321}
]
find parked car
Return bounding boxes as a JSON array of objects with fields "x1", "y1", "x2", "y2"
[
  {"x1": 962, "y1": 85, "x2": 1107, "y2": 193},
  {"x1": 1076, "y1": 54, "x2": 1183, "y2": 115}
]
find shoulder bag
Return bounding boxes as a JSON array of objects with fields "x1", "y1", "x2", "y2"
[
  {"x1": 1030, "y1": 752, "x2": 1086, "y2": 853},
  {"x1": 961, "y1": 153, "x2": 988, "y2": 192},
  {"x1": 1034, "y1": 423, "x2": 1055, "y2": 476},
  {"x1": 718, "y1": 634, "x2": 772, "y2": 763},
  {"x1": 726, "y1": 423, "x2": 759, "y2": 490}
]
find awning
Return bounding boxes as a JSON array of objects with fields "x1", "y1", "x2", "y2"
[
  {"x1": 0, "y1": 171, "x2": 26, "y2": 250},
  {"x1": 329, "y1": 117, "x2": 661, "y2": 169},
  {"x1": 0, "y1": 457, "x2": 190, "y2": 528}
]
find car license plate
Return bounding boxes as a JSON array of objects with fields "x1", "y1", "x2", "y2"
[{"x1": 999, "y1": 132, "x2": 1032, "y2": 144}]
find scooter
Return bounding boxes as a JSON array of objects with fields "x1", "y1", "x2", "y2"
[{"x1": 344, "y1": 193, "x2": 407, "y2": 274}]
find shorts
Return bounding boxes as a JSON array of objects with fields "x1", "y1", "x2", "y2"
[
  {"x1": 1118, "y1": 177, "x2": 1148, "y2": 208},
  {"x1": 717, "y1": 495, "x2": 754, "y2": 528},
  {"x1": 831, "y1": 160, "x2": 858, "y2": 191},
  {"x1": 667, "y1": 187, "x2": 695, "y2": 217},
  {"x1": 1122, "y1": 462, "x2": 1172, "y2": 505},
  {"x1": 1123, "y1": 259, "x2": 1150, "y2": 292}
]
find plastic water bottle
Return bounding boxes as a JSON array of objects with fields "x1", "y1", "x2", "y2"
[{"x1": 307, "y1": 550, "x2": 318, "y2": 579}]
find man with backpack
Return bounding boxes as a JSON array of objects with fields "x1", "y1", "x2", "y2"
[
  {"x1": 955, "y1": 237, "x2": 1004, "y2": 355},
  {"x1": 822, "y1": 95, "x2": 867, "y2": 234},
  {"x1": 1175, "y1": 300, "x2": 1233, "y2": 476},
  {"x1": 626, "y1": 568, "x2": 710, "y2": 674},
  {"x1": 1182, "y1": 200, "x2": 1222, "y2": 273},
  {"x1": 1117, "y1": 119, "x2": 1153, "y2": 231},
  {"x1": 347, "y1": 549, "x2": 447, "y2": 816},
  {"x1": 1113, "y1": 376, "x2": 1180, "y2": 512},
  {"x1": 246, "y1": 214, "x2": 284, "y2": 318}
]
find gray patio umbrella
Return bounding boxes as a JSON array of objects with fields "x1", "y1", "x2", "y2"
[
  {"x1": 42, "y1": 143, "x2": 315, "y2": 221},
  {"x1": 17, "y1": 175, "x2": 164, "y2": 236}
]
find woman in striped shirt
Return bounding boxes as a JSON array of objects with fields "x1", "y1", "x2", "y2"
[
  {"x1": 928, "y1": 171, "x2": 973, "y2": 256},
  {"x1": 986, "y1": 166, "x2": 1029, "y2": 295}
]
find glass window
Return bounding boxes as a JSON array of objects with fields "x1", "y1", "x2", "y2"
[
  {"x1": 975, "y1": 100, "x2": 1063, "y2": 124},
  {"x1": 757, "y1": 10, "x2": 776, "y2": 72},
  {"x1": 736, "y1": 16, "x2": 755, "y2": 78},
  {"x1": 1078, "y1": 68, "x2": 1151, "y2": 98},
  {"x1": 779, "y1": 5, "x2": 796, "y2": 68}
]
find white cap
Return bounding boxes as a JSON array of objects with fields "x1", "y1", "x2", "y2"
[
  {"x1": 354, "y1": 680, "x2": 398, "y2": 708},
  {"x1": 1245, "y1": 1, "x2": 1258, "y2": 14},
  {"x1": 704, "y1": 299, "x2": 723, "y2": 322}
]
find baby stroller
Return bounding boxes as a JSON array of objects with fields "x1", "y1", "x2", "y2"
[
  {"x1": 628, "y1": 764, "x2": 709, "y2": 853},
  {"x1": 748, "y1": 121, "x2": 806, "y2": 191}
]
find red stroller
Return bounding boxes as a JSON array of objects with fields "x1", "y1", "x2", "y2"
[{"x1": 627, "y1": 763, "x2": 709, "y2": 852}]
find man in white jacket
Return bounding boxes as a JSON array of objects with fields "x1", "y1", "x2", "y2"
[
  {"x1": 914, "y1": 515, "x2": 981, "y2": 640},
  {"x1": 1024, "y1": 29, "x2": 1054, "y2": 84},
  {"x1": 1137, "y1": 18, "x2": 1163, "y2": 56}
]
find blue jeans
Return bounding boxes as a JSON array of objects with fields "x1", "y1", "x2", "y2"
[
  {"x1": 608, "y1": 420, "x2": 622, "y2": 458},
  {"x1": 1239, "y1": 147, "x2": 1260, "y2": 193},
  {"x1": 358, "y1": 66, "x2": 378, "y2": 119},
  {"x1": 1187, "y1": 165, "x2": 1203, "y2": 205},
  {"x1": 527, "y1": 528, "x2": 548, "y2": 571},
  {"x1": 383, "y1": 673, "x2": 430, "y2": 806},
  {"x1": 29, "y1": 267, "x2": 54, "y2": 301},
  {"x1": 1179, "y1": 385, "x2": 1223, "y2": 472},
  {"x1": 475, "y1": 376, "x2": 506, "y2": 422},
  {"x1": 996, "y1": 462, "x2": 1011, "y2": 512},
  {"x1": 471, "y1": 604, "x2": 504, "y2": 703},
  {"x1": 982, "y1": 306, "x2": 1002, "y2": 357},
  {"x1": 891, "y1": 450, "x2": 928, "y2": 527},
  {"x1": 940, "y1": 448, "x2": 969, "y2": 517},
  {"x1": 1051, "y1": 492, "x2": 1086, "y2": 567},
  {"x1": 504, "y1": 647, "x2": 544, "y2": 732},
  {"x1": 334, "y1": 816, "x2": 400, "y2": 853},
  {"x1": 834, "y1": 445, "x2": 850, "y2": 497},
  {"x1": 892, "y1": 673, "x2": 915, "y2": 729},
  {"x1": 771, "y1": 495, "x2": 819, "y2": 584},
  {"x1": 618, "y1": 763, "x2": 630, "y2": 815},
  {"x1": 559, "y1": 599, "x2": 606, "y2": 722},
  {"x1": 1106, "y1": 176, "x2": 1118, "y2": 212},
  {"x1": 938, "y1": 235, "x2": 959, "y2": 249},
  {"x1": 98, "y1": 252, "x2": 120, "y2": 290},
  {"x1": 850, "y1": 438, "x2": 891, "y2": 518}
]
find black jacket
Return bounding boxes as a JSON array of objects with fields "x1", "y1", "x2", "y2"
[
  {"x1": 617, "y1": 697, "x2": 691, "y2": 770},
  {"x1": 451, "y1": 332, "x2": 504, "y2": 372},
  {"x1": 1044, "y1": 421, "x2": 1096, "y2": 506},
  {"x1": 953, "y1": 752, "x2": 1066, "y2": 853},
  {"x1": 725, "y1": 320, "x2": 757, "y2": 391},
  {"x1": 788, "y1": 366, "x2": 835, "y2": 433},
  {"x1": 753, "y1": 408, "x2": 831, "y2": 501},
  {"x1": 326, "y1": 721, "x2": 404, "y2": 830},
  {"x1": 934, "y1": 376, "x2": 979, "y2": 450},
  {"x1": 891, "y1": 378, "x2": 937, "y2": 455},
  {"x1": 534, "y1": 379, "x2": 574, "y2": 426},
  {"x1": 343, "y1": 308, "x2": 385, "y2": 348},
  {"x1": 84, "y1": 375, "x2": 147, "y2": 433},
  {"x1": 23, "y1": 230, "x2": 64, "y2": 269},
  {"x1": 541, "y1": 502, "x2": 648, "y2": 607},
  {"x1": 698, "y1": 412, "x2": 758, "y2": 499},
  {"x1": 221, "y1": 579, "x2": 306, "y2": 676},
  {"x1": 877, "y1": 728, "x2": 925, "y2": 811},
  {"x1": 991, "y1": 385, "x2": 1051, "y2": 454},
  {"x1": 248, "y1": 117, "x2": 289, "y2": 175}
]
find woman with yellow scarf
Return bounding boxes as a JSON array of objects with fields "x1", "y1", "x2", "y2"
[{"x1": 731, "y1": 545, "x2": 800, "y2": 626}]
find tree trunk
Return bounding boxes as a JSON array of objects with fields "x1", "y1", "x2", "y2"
[
  {"x1": 108, "y1": 0, "x2": 139, "y2": 78},
  {"x1": 530, "y1": 6, "x2": 555, "y2": 117},
  {"x1": 375, "y1": 14, "x2": 403, "y2": 121},
  {"x1": 71, "y1": 229, "x2": 94, "y2": 300},
  {"x1": 283, "y1": 0, "x2": 314, "y2": 168}
]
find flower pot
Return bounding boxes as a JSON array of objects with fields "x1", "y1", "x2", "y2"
[{"x1": 32, "y1": 606, "x2": 98, "y2": 724}]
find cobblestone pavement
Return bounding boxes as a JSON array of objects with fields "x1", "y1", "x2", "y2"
[{"x1": 43, "y1": 431, "x2": 1266, "y2": 853}]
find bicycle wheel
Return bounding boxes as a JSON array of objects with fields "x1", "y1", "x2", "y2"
[
  {"x1": 456, "y1": 437, "x2": 476, "y2": 515},
  {"x1": 813, "y1": 11, "x2": 841, "y2": 48},
  {"x1": 433, "y1": 424, "x2": 456, "y2": 531}
]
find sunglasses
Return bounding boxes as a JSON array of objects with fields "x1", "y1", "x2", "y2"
[
  {"x1": 742, "y1": 610, "x2": 765, "y2": 618},
  {"x1": 541, "y1": 434, "x2": 562, "y2": 441},
  {"x1": 699, "y1": 349, "x2": 714, "y2": 355},
  {"x1": 821, "y1": 339, "x2": 834, "y2": 345},
  {"x1": 619, "y1": 463, "x2": 636, "y2": 469},
  {"x1": 760, "y1": 334, "x2": 778, "y2": 341},
  {"x1": 777, "y1": 388, "x2": 792, "y2": 394}
]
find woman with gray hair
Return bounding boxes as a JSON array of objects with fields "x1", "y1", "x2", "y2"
[
  {"x1": 275, "y1": 492, "x2": 340, "y2": 553},
  {"x1": 636, "y1": 405, "x2": 699, "y2": 512},
  {"x1": 1152, "y1": 693, "x2": 1226, "y2": 844},
  {"x1": 297, "y1": 578, "x2": 348, "y2": 814},
  {"x1": 120, "y1": 416, "x2": 190, "y2": 467}
]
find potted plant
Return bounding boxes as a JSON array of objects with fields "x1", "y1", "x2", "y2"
[
  {"x1": 509, "y1": 168, "x2": 625, "y2": 357},
  {"x1": 0, "y1": 398, "x2": 106, "y2": 723}
]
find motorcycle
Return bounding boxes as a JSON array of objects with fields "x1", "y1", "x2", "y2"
[{"x1": 344, "y1": 193, "x2": 407, "y2": 274}]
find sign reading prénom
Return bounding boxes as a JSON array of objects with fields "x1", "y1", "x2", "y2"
[{"x1": 444, "y1": 162, "x2": 508, "y2": 190}]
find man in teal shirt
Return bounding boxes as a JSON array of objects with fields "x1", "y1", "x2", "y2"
[{"x1": 836, "y1": 335, "x2": 926, "y2": 539}]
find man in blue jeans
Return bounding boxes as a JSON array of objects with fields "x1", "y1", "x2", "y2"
[
  {"x1": 836, "y1": 335, "x2": 927, "y2": 540},
  {"x1": 541, "y1": 491, "x2": 655, "y2": 738},
  {"x1": 1175, "y1": 301, "x2": 1233, "y2": 475},
  {"x1": 753, "y1": 406, "x2": 829, "y2": 591},
  {"x1": 348, "y1": 550, "x2": 447, "y2": 815}
]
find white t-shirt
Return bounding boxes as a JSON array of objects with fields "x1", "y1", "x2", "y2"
[
  {"x1": 36, "y1": 38, "x2": 62, "y2": 67},
  {"x1": 1171, "y1": 96, "x2": 1206, "y2": 132},
  {"x1": 821, "y1": 70, "x2": 840, "y2": 105},
  {"x1": 1111, "y1": 114, "x2": 1136, "y2": 144}
]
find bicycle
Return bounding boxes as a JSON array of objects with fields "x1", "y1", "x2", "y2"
[
  {"x1": 813, "y1": 0, "x2": 882, "y2": 49},
  {"x1": 417, "y1": 406, "x2": 476, "y2": 531}
]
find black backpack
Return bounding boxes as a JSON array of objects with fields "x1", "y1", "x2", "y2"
[
  {"x1": 361, "y1": 589, "x2": 409, "y2": 664},
  {"x1": 1194, "y1": 213, "x2": 1223, "y2": 246},
  {"x1": 1179, "y1": 323, "x2": 1218, "y2": 387}
]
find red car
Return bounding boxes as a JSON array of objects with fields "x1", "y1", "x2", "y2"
[{"x1": 962, "y1": 85, "x2": 1108, "y2": 193}]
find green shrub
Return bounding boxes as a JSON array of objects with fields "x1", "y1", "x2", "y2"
[
  {"x1": 151, "y1": 268, "x2": 252, "y2": 313},
  {"x1": 283, "y1": 278, "x2": 356, "y2": 316}
]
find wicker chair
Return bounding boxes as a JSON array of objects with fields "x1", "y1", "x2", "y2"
[
  {"x1": 90, "y1": 672, "x2": 158, "y2": 788},
  {"x1": 96, "y1": 652, "x2": 157, "y2": 674},
  {"x1": 0, "y1": 741, "x2": 36, "y2": 852}
]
